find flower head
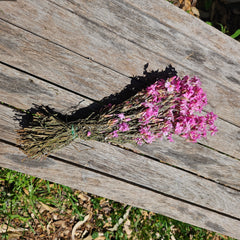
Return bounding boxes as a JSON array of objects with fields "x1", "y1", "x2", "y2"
[
  {"x1": 107, "y1": 75, "x2": 217, "y2": 145},
  {"x1": 118, "y1": 122, "x2": 129, "y2": 132},
  {"x1": 87, "y1": 131, "x2": 91, "y2": 137},
  {"x1": 118, "y1": 113, "x2": 125, "y2": 120}
]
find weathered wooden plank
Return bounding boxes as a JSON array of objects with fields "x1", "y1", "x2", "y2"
[
  {"x1": 0, "y1": 1, "x2": 239, "y2": 237},
  {"x1": 0, "y1": 21, "x2": 239, "y2": 160},
  {"x1": 0, "y1": 66, "x2": 91, "y2": 113},
  {"x1": 1, "y1": 142, "x2": 240, "y2": 239},
  {"x1": 1, "y1": 104, "x2": 240, "y2": 221},
  {"x1": 50, "y1": 0, "x2": 240, "y2": 89},
  {"x1": 0, "y1": 0, "x2": 240, "y2": 127},
  {"x1": 1, "y1": 56, "x2": 240, "y2": 189},
  {"x1": 0, "y1": 21, "x2": 129, "y2": 101},
  {"x1": 120, "y1": 0, "x2": 240, "y2": 62},
  {"x1": 1, "y1": 63, "x2": 240, "y2": 190},
  {"x1": 50, "y1": 0, "x2": 240, "y2": 126},
  {"x1": 2, "y1": 0, "x2": 240, "y2": 87}
]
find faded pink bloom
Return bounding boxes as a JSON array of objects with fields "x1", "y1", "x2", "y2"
[
  {"x1": 119, "y1": 122, "x2": 129, "y2": 132},
  {"x1": 112, "y1": 130, "x2": 119, "y2": 138},
  {"x1": 145, "y1": 134, "x2": 155, "y2": 144},
  {"x1": 109, "y1": 75, "x2": 217, "y2": 145},
  {"x1": 108, "y1": 119, "x2": 118, "y2": 126},
  {"x1": 175, "y1": 122, "x2": 183, "y2": 135},
  {"x1": 87, "y1": 131, "x2": 91, "y2": 137},
  {"x1": 165, "y1": 81, "x2": 175, "y2": 92},
  {"x1": 118, "y1": 113, "x2": 131, "y2": 122},
  {"x1": 167, "y1": 134, "x2": 174, "y2": 142},
  {"x1": 118, "y1": 113, "x2": 125, "y2": 120},
  {"x1": 210, "y1": 125, "x2": 218, "y2": 135},
  {"x1": 135, "y1": 137, "x2": 143, "y2": 145}
]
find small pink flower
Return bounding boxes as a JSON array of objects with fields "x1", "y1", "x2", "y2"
[
  {"x1": 135, "y1": 137, "x2": 143, "y2": 145},
  {"x1": 146, "y1": 84, "x2": 159, "y2": 96},
  {"x1": 183, "y1": 89, "x2": 193, "y2": 100},
  {"x1": 172, "y1": 77, "x2": 181, "y2": 93},
  {"x1": 189, "y1": 130, "x2": 200, "y2": 142},
  {"x1": 112, "y1": 130, "x2": 119, "y2": 138},
  {"x1": 167, "y1": 134, "x2": 174, "y2": 142},
  {"x1": 142, "y1": 102, "x2": 154, "y2": 108},
  {"x1": 210, "y1": 125, "x2": 218, "y2": 136},
  {"x1": 139, "y1": 126, "x2": 151, "y2": 135},
  {"x1": 118, "y1": 113, "x2": 125, "y2": 120},
  {"x1": 206, "y1": 112, "x2": 218, "y2": 125},
  {"x1": 165, "y1": 81, "x2": 175, "y2": 92},
  {"x1": 118, "y1": 122, "x2": 129, "y2": 132},
  {"x1": 175, "y1": 122, "x2": 183, "y2": 135},
  {"x1": 145, "y1": 134, "x2": 155, "y2": 144},
  {"x1": 87, "y1": 131, "x2": 91, "y2": 137},
  {"x1": 142, "y1": 106, "x2": 159, "y2": 121},
  {"x1": 190, "y1": 76, "x2": 201, "y2": 86}
]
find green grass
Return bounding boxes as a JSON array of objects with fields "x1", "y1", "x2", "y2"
[
  {"x1": 0, "y1": 168, "x2": 235, "y2": 239},
  {"x1": 206, "y1": 22, "x2": 240, "y2": 39}
]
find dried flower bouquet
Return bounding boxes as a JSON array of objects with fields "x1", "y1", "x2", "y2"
[{"x1": 17, "y1": 71, "x2": 218, "y2": 159}]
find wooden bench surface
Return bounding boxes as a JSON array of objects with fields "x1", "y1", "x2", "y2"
[{"x1": 0, "y1": 0, "x2": 240, "y2": 238}]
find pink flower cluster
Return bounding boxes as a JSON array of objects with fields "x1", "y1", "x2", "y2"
[
  {"x1": 109, "y1": 113, "x2": 131, "y2": 138},
  {"x1": 108, "y1": 75, "x2": 218, "y2": 145}
]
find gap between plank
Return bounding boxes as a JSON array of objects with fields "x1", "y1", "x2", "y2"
[
  {"x1": 0, "y1": 61, "x2": 239, "y2": 186},
  {"x1": 198, "y1": 142, "x2": 240, "y2": 162},
  {"x1": 1, "y1": 137, "x2": 240, "y2": 222},
  {"x1": 49, "y1": 0, "x2": 240, "y2": 114},
  {"x1": 118, "y1": 0, "x2": 239, "y2": 61},
  {"x1": 1, "y1": 102, "x2": 239, "y2": 193},
  {"x1": 0, "y1": 17, "x2": 129, "y2": 79},
  {"x1": 0, "y1": 61, "x2": 97, "y2": 103},
  {"x1": 111, "y1": 143, "x2": 240, "y2": 192}
]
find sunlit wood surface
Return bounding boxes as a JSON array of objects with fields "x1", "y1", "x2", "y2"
[{"x1": 0, "y1": 0, "x2": 239, "y2": 238}]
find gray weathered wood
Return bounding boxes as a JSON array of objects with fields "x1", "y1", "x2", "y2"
[
  {"x1": 50, "y1": 0, "x2": 240, "y2": 90},
  {"x1": 0, "y1": 20, "x2": 129, "y2": 100},
  {"x1": 0, "y1": 20, "x2": 239, "y2": 160},
  {"x1": 1, "y1": 63, "x2": 240, "y2": 190},
  {"x1": 1, "y1": 104, "x2": 240, "y2": 239},
  {"x1": 0, "y1": 0, "x2": 240, "y2": 126},
  {"x1": 124, "y1": 0, "x2": 240, "y2": 61},
  {"x1": 1, "y1": 142, "x2": 240, "y2": 239},
  {"x1": 0, "y1": 66, "x2": 90, "y2": 112},
  {"x1": 1, "y1": 105, "x2": 240, "y2": 221},
  {"x1": 0, "y1": 0, "x2": 240, "y2": 238}
]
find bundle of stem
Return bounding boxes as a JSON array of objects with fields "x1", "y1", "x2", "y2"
[
  {"x1": 17, "y1": 73, "x2": 218, "y2": 160},
  {"x1": 17, "y1": 90, "x2": 174, "y2": 160}
]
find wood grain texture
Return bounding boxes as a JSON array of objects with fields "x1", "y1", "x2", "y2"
[
  {"x1": 0, "y1": 0, "x2": 240, "y2": 127},
  {"x1": 0, "y1": 20, "x2": 239, "y2": 159},
  {"x1": 50, "y1": 0, "x2": 240, "y2": 89},
  {"x1": 0, "y1": 64, "x2": 91, "y2": 112},
  {"x1": 1, "y1": 1, "x2": 240, "y2": 237},
  {"x1": 123, "y1": 0, "x2": 240, "y2": 62},
  {"x1": 1, "y1": 104, "x2": 240, "y2": 221},
  {"x1": 0, "y1": 20, "x2": 130, "y2": 101},
  {"x1": 1, "y1": 64, "x2": 240, "y2": 190},
  {"x1": 1, "y1": 142, "x2": 240, "y2": 239}
]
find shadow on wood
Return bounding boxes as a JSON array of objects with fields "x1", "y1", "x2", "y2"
[{"x1": 15, "y1": 64, "x2": 177, "y2": 126}]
